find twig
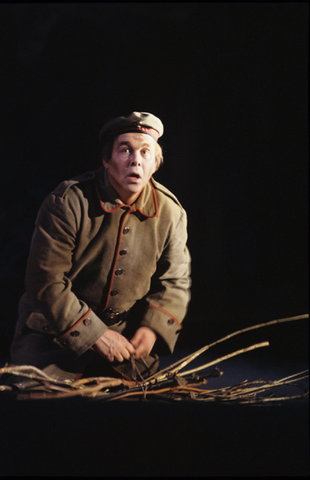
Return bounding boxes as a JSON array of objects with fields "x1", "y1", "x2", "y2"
[
  {"x1": 17, "y1": 378, "x2": 134, "y2": 400},
  {"x1": 0, "y1": 365, "x2": 76, "y2": 386},
  {"x1": 178, "y1": 341, "x2": 269, "y2": 377},
  {"x1": 146, "y1": 314, "x2": 308, "y2": 383}
]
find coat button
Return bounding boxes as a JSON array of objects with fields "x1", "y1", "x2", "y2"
[
  {"x1": 119, "y1": 249, "x2": 127, "y2": 256},
  {"x1": 110, "y1": 289, "x2": 119, "y2": 296},
  {"x1": 115, "y1": 268, "x2": 123, "y2": 276},
  {"x1": 167, "y1": 318, "x2": 174, "y2": 325},
  {"x1": 42, "y1": 325, "x2": 51, "y2": 332},
  {"x1": 70, "y1": 330, "x2": 80, "y2": 337},
  {"x1": 83, "y1": 318, "x2": 92, "y2": 326},
  {"x1": 123, "y1": 227, "x2": 130, "y2": 235}
]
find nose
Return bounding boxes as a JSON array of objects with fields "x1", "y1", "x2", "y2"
[{"x1": 130, "y1": 151, "x2": 141, "y2": 166}]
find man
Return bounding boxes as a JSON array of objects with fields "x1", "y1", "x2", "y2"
[{"x1": 6, "y1": 111, "x2": 191, "y2": 385}]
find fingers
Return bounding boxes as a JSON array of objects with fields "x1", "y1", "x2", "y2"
[
  {"x1": 93, "y1": 330, "x2": 135, "y2": 363},
  {"x1": 133, "y1": 344, "x2": 149, "y2": 358},
  {"x1": 130, "y1": 327, "x2": 157, "y2": 358},
  {"x1": 93, "y1": 327, "x2": 157, "y2": 363},
  {"x1": 107, "y1": 343, "x2": 134, "y2": 363},
  {"x1": 109, "y1": 344, "x2": 132, "y2": 363},
  {"x1": 131, "y1": 336, "x2": 149, "y2": 358}
]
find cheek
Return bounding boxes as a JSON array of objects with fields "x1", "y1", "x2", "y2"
[
  {"x1": 145, "y1": 165, "x2": 156, "y2": 178},
  {"x1": 107, "y1": 160, "x2": 122, "y2": 174},
  {"x1": 151, "y1": 162, "x2": 158, "y2": 175}
]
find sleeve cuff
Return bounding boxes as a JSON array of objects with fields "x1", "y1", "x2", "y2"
[
  {"x1": 55, "y1": 309, "x2": 108, "y2": 357},
  {"x1": 139, "y1": 304, "x2": 182, "y2": 354}
]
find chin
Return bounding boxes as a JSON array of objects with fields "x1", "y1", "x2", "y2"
[{"x1": 128, "y1": 184, "x2": 143, "y2": 193}]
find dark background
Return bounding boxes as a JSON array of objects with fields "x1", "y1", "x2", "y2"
[
  {"x1": 0, "y1": 5, "x2": 308, "y2": 477},
  {"x1": 0, "y1": 3, "x2": 308, "y2": 361}
]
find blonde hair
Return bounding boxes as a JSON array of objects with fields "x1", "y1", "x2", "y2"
[{"x1": 155, "y1": 141, "x2": 164, "y2": 169}]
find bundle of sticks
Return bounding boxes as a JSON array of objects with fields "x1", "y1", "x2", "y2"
[{"x1": 1, "y1": 314, "x2": 308, "y2": 404}]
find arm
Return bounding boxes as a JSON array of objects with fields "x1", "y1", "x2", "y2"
[
  {"x1": 138, "y1": 208, "x2": 191, "y2": 354},
  {"x1": 25, "y1": 189, "x2": 108, "y2": 357}
]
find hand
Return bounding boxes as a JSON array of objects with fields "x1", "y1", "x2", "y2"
[
  {"x1": 93, "y1": 329, "x2": 136, "y2": 363},
  {"x1": 130, "y1": 327, "x2": 157, "y2": 358}
]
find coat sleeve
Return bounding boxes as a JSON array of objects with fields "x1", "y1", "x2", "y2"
[
  {"x1": 24, "y1": 190, "x2": 107, "y2": 357},
  {"x1": 139, "y1": 208, "x2": 191, "y2": 354}
]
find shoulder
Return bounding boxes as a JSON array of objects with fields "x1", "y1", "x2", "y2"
[
  {"x1": 151, "y1": 178, "x2": 184, "y2": 211},
  {"x1": 37, "y1": 171, "x2": 98, "y2": 224},
  {"x1": 51, "y1": 170, "x2": 96, "y2": 199}
]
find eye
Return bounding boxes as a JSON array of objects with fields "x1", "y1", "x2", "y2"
[{"x1": 120, "y1": 147, "x2": 130, "y2": 154}]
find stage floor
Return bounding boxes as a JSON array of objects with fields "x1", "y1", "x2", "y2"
[{"x1": 0, "y1": 349, "x2": 308, "y2": 476}]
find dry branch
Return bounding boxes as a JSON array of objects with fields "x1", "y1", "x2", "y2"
[
  {"x1": 0, "y1": 313, "x2": 308, "y2": 404},
  {"x1": 145, "y1": 313, "x2": 308, "y2": 383}
]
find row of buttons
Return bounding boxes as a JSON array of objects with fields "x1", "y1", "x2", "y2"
[
  {"x1": 120, "y1": 226, "x2": 129, "y2": 260},
  {"x1": 112, "y1": 220, "x2": 176, "y2": 327},
  {"x1": 110, "y1": 229, "x2": 129, "y2": 296}
]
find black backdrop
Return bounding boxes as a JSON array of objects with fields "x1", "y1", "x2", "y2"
[{"x1": 0, "y1": 3, "x2": 308, "y2": 359}]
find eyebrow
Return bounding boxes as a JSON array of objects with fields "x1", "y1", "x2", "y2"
[{"x1": 118, "y1": 140, "x2": 152, "y2": 148}]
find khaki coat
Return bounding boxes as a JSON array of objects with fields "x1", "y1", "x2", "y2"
[{"x1": 9, "y1": 166, "x2": 191, "y2": 380}]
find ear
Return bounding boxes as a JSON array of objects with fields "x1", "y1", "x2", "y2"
[{"x1": 102, "y1": 158, "x2": 109, "y2": 169}]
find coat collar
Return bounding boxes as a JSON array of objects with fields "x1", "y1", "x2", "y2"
[{"x1": 95, "y1": 166, "x2": 158, "y2": 218}]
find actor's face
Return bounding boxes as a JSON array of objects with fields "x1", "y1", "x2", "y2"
[{"x1": 103, "y1": 132, "x2": 158, "y2": 205}]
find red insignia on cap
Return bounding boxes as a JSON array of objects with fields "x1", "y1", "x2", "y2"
[{"x1": 135, "y1": 125, "x2": 160, "y2": 141}]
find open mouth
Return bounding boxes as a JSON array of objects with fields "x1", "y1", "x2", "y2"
[{"x1": 127, "y1": 173, "x2": 141, "y2": 180}]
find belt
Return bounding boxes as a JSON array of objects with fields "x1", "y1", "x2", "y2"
[{"x1": 101, "y1": 309, "x2": 130, "y2": 326}]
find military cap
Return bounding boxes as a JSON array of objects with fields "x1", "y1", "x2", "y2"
[{"x1": 99, "y1": 111, "x2": 164, "y2": 144}]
